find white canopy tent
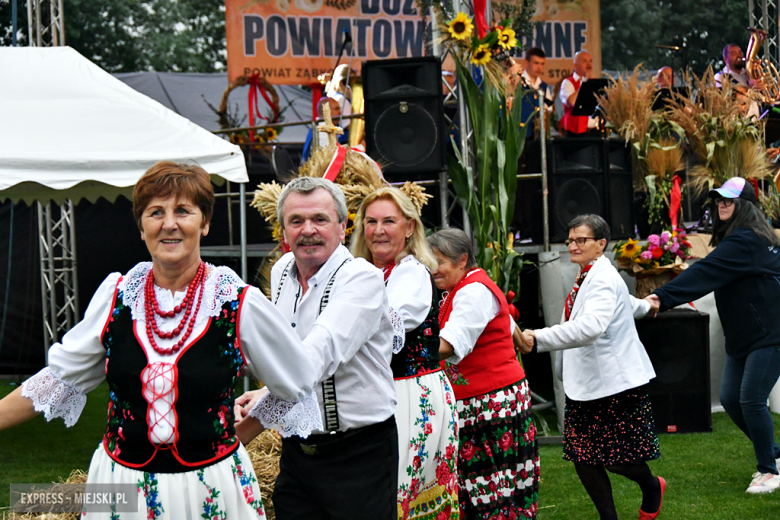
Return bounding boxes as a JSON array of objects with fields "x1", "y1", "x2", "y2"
[{"x1": 0, "y1": 46, "x2": 250, "y2": 353}]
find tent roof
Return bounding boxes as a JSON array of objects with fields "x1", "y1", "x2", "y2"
[
  {"x1": 113, "y1": 72, "x2": 312, "y2": 143},
  {"x1": 0, "y1": 47, "x2": 248, "y2": 204}
]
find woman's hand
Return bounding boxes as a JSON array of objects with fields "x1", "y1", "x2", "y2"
[
  {"x1": 519, "y1": 329, "x2": 536, "y2": 355},
  {"x1": 644, "y1": 295, "x2": 661, "y2": 317},
  {"x1": 233, "y1": 387, "x2": 268, "y2": 425},
  {"x1": 0, "y1": 387, "x2": 39, "y2": 431},
  {"x1": 439, "y1": 338, "x2": 455, "y2": 360},
  {"x1": 235, "y1": 416, "x2": 266, "y2": 446}
]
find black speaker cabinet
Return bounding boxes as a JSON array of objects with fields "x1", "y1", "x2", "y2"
[
  {"x1": 363, "y1": 57, "x2": 445, "y2": 179},
  {"x1": 635, "y1": 309, "x2": 712, "y2": 434},
  {"x1": 545, "y1": 138, "x2": 634, "y2": 242}
]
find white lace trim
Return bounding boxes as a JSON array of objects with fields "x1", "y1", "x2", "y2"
[
  {"x1": 21, "y1": 367, "x2": 87, "y2": 428},
  {"x1": 249, "y1": 391, "x2": 323, "y2": 439},
  {"x1": 122, "y1": 262, "x2": 247, "y2": 328},
  {"x1": 388, "y1": 306, "x2": 406, "y2": 354}
]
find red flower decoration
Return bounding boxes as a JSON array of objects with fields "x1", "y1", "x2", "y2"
[
  {"x1": 461, "y1": 441, "x2": 476, "y2": 461},
  {"x1": 652, "y1": 247, "x2": 664, "y2": 259},
  {"x1": 499, "y1": 431, "x2": 513, "y2": 451}
]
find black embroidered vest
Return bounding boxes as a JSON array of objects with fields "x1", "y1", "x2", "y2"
[
  {"x1": 390, "y1": 272, "x2": 441, "y2": 379},
  {"x1": 101, "y1": 283, "x2": 247, "y2": 473}
]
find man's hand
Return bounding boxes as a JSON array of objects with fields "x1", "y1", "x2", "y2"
[
  {"x1": 517, "y1": 329, "x2": 535, "y2": 355},
  {"x1": 234, "y1": 387, "x2": 269, "y2": 425},
  {"x1": 644, "y1": 295, "x2": 661, "y2": 317}
]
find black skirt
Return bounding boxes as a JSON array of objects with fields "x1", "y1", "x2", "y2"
[{"x1": 563, "y1": 386, "x2": 660, "y2": 465}]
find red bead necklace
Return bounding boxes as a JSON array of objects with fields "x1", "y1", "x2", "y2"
[{"x1": 144, "y1": 262, "x2": 206, "y2": 355}]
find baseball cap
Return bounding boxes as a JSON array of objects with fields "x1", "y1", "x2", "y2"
[{"x1": 708, "y1": 177, "x2": 757, "y2": 203}]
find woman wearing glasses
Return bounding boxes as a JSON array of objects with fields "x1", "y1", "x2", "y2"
[
  {"x1": 521, "y1": 214, "x2": 665, "y2": 520},
  {"x1": 649, "y1": 177, "x2": 780, "y2": 494}
]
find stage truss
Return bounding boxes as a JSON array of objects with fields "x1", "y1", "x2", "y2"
[
  {"x1": 28, "y1": 0, "x2": 77, "y2": 356},
  {"x1": 749, "y1": 0, "x2": 779, "y2": 67}
]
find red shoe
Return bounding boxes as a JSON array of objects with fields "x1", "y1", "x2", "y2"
[{"x1": 638, "y1": 476, "x2": 666, "y2": 520}]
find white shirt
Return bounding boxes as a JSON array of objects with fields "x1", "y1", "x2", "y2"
[
  {"x1": 23, "y1": 264, "x2": 321, "y2": 441},
  {"x1": 386, "y1": 256, "x2": 432, "y2": 332},
  {"x1": 271, "y1": 245, "x2": 396, "y2": 432},
  {"x1": 559, "y1": 72, "x2": 599, "y2": 129},
  {"x1": 438, "y1": 271, "x2": 515, "y2": 364},
  {"x1": 715, "y1": 66, "x2": 750, "y2": 88},
  {"x1": 522, "y1": 71, "x2": 554, "y2": 113}
]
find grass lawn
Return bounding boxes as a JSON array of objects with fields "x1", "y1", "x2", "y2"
[{"x1": 2, "y1": 381, "x2": 779, "y2": 518}]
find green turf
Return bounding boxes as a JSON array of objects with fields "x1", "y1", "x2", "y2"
[{"x1": 2, "y1": 381, "x2": 779, "y2": 518}]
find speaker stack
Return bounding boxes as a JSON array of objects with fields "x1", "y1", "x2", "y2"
[
  {"x1": 514, "y1": 138, "x2": 635, "y2": 243},
  {"x1": 362, "y1": 57, "x2": 446, "y2": 180},
  {"x1": 635, "y1": 308, "x2": 712, "y2": 434}
]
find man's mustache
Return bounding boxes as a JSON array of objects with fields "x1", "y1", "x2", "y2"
[{"x1": 297, "y1": 237, "x2": 325, "y2": 246}]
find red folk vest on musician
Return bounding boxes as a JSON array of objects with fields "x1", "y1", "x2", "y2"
[
  {"x1": 562, "y1": 75, "x2": 589, "y2": 135},
  {"x1": 439, "y1": 269, "x2": 525, "y2": 401}
]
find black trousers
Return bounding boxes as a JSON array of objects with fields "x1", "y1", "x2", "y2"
[{"x1": 273, "y1": 416, "x2": 399, "y2": 520}]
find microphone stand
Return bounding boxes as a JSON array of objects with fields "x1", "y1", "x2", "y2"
[
  {"x1": 328, "y1": 30, "x2": 353, "y2": 96},
  {"x1": 656, "y1": 45, "x2": 681, "y2": 86}
]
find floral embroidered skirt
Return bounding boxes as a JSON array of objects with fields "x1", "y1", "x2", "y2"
[
  {"x1": 83, "y1": 443, "x2": 265, "y2": 519},
  {"x1": 395, "y1": 370, "x2": 460, "y2": 520},
  {"x1": 456, "y1": 378, "x2": 539, "y2": 520},
  {"x1": 563, "y1": 386, "x2": 660, "y2": 466}
]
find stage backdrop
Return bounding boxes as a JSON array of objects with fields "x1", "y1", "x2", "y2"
[{"x1": 226, "y1": 0, "x2": 601, "y2": 86}]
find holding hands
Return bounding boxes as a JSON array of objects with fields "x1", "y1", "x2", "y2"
[{"x1": 644, "y1": 294, "x2": 661, "y2": 317}]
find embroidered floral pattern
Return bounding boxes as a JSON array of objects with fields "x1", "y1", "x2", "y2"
[
  {"x1": 398, "y1": 372, "x2": 459, "y2": 520},
  {"x1": 105, "y1": 389, "x2": 134, "y2": 458},
  {"x1": 197, "y1": 469, "x2": 227, "y2": 520},
  {"x1": 138, "y1": 472, "x2": 164, "y2": 519},
  {"x1": 231, "y1": 452, "x2": 265, "y2": 516},
  {"x1": 456, "y1": 380, "x2": 539, "y2": 520},
  {"x1": 443, "y1": 362, "x2": 470, "y2": 386}
]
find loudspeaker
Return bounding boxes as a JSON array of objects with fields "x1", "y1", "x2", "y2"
[
  {"x1": 363, "y1": 57, "x2": 445, "y2": 178},
  {"x1": 635, "y1": 309, "x2": 712, "y2": 434},
  {"x1": 546, "y1": 138, "x2": 634, "y2": 242}
]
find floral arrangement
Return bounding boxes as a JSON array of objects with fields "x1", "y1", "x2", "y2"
[{"x1": 613, "y1": 230, "x2": 695, "y2": 298}]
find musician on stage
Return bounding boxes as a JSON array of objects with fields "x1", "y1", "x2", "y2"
[
  {"x1": 656, "y1": 67, "x2": 673, "y2": 89},
  {"x1": 559, "y1": 51, "x2": 599, "y2": 137},
  {"x1": 520, "y1": 47, "x2": 554, "y2": 139}
]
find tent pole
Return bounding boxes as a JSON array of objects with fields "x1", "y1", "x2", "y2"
[{"x1": 239, "y1": 182, "x2": 249, "y2": 393}]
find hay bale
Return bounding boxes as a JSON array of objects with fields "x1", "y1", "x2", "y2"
[{"x1": 245, "y1": 429, "x2": 283, "y2": 520}]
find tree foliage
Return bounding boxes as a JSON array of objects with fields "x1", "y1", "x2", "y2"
[
  {"x1": 0, "y1": 0, "x2": 226, "y2": 72},
  {"x1": 601, "y1": 0, "x2": 750, "y2": 74}
]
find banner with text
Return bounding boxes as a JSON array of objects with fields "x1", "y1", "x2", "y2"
[
  {"x1": 225, "y1": 0, "x2": 600, "y2": 86},
  {"x1": 226, "y1": 0, "x2": 428, "y2": 85}
]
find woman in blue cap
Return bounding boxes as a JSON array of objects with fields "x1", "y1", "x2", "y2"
[{"x1": 648, "y1": 177, "x2": 780, "y2": 494}]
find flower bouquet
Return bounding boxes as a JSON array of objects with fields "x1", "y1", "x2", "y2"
[{"x1": 613, "y1": 230, "x2": 695, "y2": 298}]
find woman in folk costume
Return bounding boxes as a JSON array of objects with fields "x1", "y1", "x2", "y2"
[
  {"x1": 427, "y1": 228, "x2": 539, "y2": 520},
  {"x1": 521, "y1": 214, "x2": 664, "y2": 520},
  {"x1": 351, "y1": 187, "x2": 458, "y2": 520},
  {"x1": 0, "y1": 162, "x2": 323, "y2": 519}
]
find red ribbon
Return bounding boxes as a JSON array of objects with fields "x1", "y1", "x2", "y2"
[
  {"x1": 310, "y1": 82, "x2": 323, "y2": 121},
  {"x1": 506, "y1": 290, "x2": 520, "y2": 321},
  {"x1": 472, "y1": 0, "x2": 488, "y2": 38},
  {"x1": 748, "y1": 178, "x2": 760, "y2": 201},
  {"x1": 669, "y1": 174, "x2": 682, "y2": 230},
  {"x1": 324, "y1": 146, "x2": 347, "y2": 181},
  {"x1": 247, "y1": 75, "x2": 278, "y2": 142}
]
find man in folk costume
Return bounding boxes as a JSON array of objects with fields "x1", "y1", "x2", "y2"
[
  {"x1": 236, "y1": 109, "x2": 399, "y2": 519},
  {"x1": 559, "y1": 50, "x2": 599, "y2": 137}
]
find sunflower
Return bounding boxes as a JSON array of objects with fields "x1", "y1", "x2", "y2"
[
  {"x1": 345, "y1": 212, "x2": 358, "y2": 236},
  {"x1": 447, "y1": 12, "x2": 473, "y2": 41},
  {"x1": 265, "y1": 127, "x2": 278, "y2": 141},
  {"x1": 497, "y1": 27, "x2": 517, "y2": 50},
  {"x1": 470, "y1": 44, "x2": 492, "y2": 66},
  {"x1": 618, "y1": 237, "x2": 641, "y2": 258}
]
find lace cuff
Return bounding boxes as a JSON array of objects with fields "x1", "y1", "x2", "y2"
[
  {"x1": 21, "y1": 367, "x2": 87, "y2": 428},
  {"x1": 248, "y1": 391, "x2": 323, "y2": 439},
  {"x1": 389, "y1": 306, "x2": 406, "y2": 354}
]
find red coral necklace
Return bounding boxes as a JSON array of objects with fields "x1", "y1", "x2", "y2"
[{"x1": 144, "y1": 262, "x2": 206, "y2": 355}]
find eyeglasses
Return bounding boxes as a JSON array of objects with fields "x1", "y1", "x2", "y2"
[
  {"x1": 565, "y1": 237, "x2": 598, "y2": 247},
  {"x1": 715, "y1": 198, "x2": 735, "y2": 207}
]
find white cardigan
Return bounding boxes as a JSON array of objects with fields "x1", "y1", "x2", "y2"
[{"x1": 535, "y1": 255, "x2": 656, "y2": 401}]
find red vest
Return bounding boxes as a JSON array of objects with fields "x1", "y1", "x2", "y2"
[
  {"x1": 562, "y1": 75, "x2": 589, "y2": 135},
  {"x1": 439, "y1": 269, "x2": 525, "y2": 400}
]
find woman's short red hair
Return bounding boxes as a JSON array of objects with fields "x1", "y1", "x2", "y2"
[{"x1": 133, "y1": 161, "x2": 214, "y2": 230}]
